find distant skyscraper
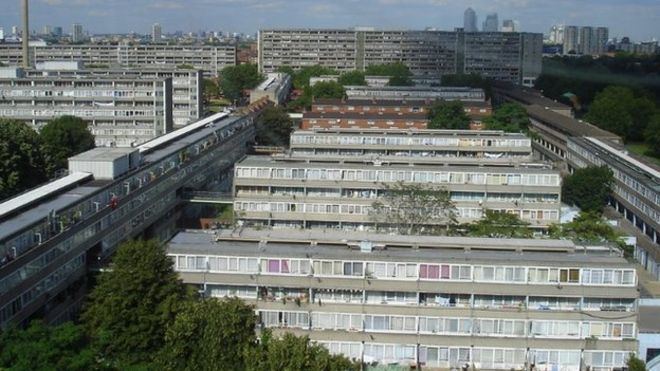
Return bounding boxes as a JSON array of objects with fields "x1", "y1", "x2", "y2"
[
  {"x1": 501, "y1": 20, "x2": 520, "y2": 32},
  {"x1": 595, "y1": 27, "x2": 609, "y2": 55},
  {"x1": 549, "y1": 25, "x2": 564, "y2": 44},
  {"x1": 579, "y1": 26, "x2": 594, "y2": 55},
  {"x1": 482, "y1": 13, "x2": 499, "y2": 32},
  {"x1": 464, "y1": 7, "x2": 478, "y2": 32},
  {"x1": 72, "y1": 23, "x2": 83, "y2": 43},
  {"x1": 152, "y1": 23, "x2": 162, "y2": 42},
  {"x1": 0, "y1": 27, "x2": 4, "y2": 41},
  {"x1": 563, "y1": 25, "x2": 579, "y2": 54},
  {"x1": 11, "y1": 25, "x2": 19, "y2": 36},
  {"x1": 53, "y1": 26, "x2": 63, "y2": 38},
  {"x1": 42, "y1": 25, "x2": 52, "y2": 36}
]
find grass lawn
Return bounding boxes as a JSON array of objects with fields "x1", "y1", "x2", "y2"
[{"x1": 625, "y1": 142, "x2": 660, "y2": 166}]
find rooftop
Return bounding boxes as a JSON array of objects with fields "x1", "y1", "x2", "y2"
[
  {"x1": 68, "y1": 147, "x2": 137, "y2": 163},
  {"x1": 303, "y1": 112, "x2": 428, "y2": 120},
  {"x1": 313, "y1": 98, "x2": 491, "y2": 108},
  {"x1": 237, "y1": 155, "x2": 557, "y2": 173},
  {"x1": 292, "y1": 128, "x2": 528, "y2": 139},
  {"x1": 571, "y1": 137, "x2": 660, "y2": 192},
  {"x1": 167, "y1": 229, "x2": 629, "y2": 267},
  {"x1": 492, "y1": 82, "x2": 571, "y2": 110},
  {"x1": 525, "y1": 105, "x2": 621, "y2": 140}
]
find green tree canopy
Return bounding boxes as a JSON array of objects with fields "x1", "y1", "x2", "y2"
[
  {"x1": 310, "y1": 81, "x2": 345, "y2": 100},
  {"x1": 427, "y1": 100, "x2": 471, "y2": 130},
  {"x1": 255, "y1": 106, "x2": 293, "y2": 147},
  {"x1": 370, "y1": 181, "x2": 457, "y2": 235},
  {"x1": 549, "y1": 212, "x2": 620, "y2": 243},
  {"x1": 282, "y1": 65, "x2": 337, "y2": 90},
  {"x1": 202, "y1": 78, "x2": 220, "y2": 101},
  {"x1": 365, "y1": 63, "x2": 413, "y2": 86},
  {"x1": 626, "y1": 354, "x2": 647, "y2": 371},
  {"x1": 644, "y1": 113, "x2": 660, "y2": 157},
  {"x1": 219, "y1": 64, "x2": 264, "y2": 103},
  {"x1": 484, "y1": 103, "x2": 529, "y2": 132},
  {"x1": 338, "y1": 70, "x2": 366, "y2": 86},
  {"x1": 0, "y1": 321, "x2": 96, "y2": 371},
  {"x1": 81, "y1": 240, "x2": 191, "y2": 367},
  {"x1": 585, "y1": 86, "x2": 657, "y2": 142},
  {"x1": 158, "y1": 298, "x2": 257, "y2": 371},
  {"x1": 0, "y1": 119, "x2": 47, "y2": 201},
  {"x1": 466, "y1": 210, "x2": 533, "y2": 238},
  {"x1": 40, "y1": 115, "x2": 95, "y2": 177},
  {"x1": 245, "y1": 330, "x2": 359, "y2": 371},
  {"x1": 562, "y1": 166, "x2": 614, "y2": 214}
]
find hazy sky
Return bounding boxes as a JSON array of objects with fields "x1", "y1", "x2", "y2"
[{"x1": 1, "y1": 0, "x2": 658, "y2": 41}]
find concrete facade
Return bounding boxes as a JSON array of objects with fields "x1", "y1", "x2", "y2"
[
  {"x1": 0, "y1": 43, "x2": 236, "y2": 76},
  {"x1": 0, "y1": 68, "x2": 173, "y2": 147},
  {"x1": 258, "y1": 29, "x2": 542, "y2": 85},
  {"x1": 167, "y1": 228, "x2": 639, "y2": 370}
]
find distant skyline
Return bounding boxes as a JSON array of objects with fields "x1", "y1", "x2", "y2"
[{"x1": 0, "y1": 0, "x2": 658, "y2": 41}]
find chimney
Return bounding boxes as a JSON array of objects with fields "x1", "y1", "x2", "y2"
[{"x1": 22, "y1": 0, "x2": 29, "y2": 68}]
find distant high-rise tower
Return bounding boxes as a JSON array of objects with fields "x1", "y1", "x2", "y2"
[
  {"x1": 482, "y1": 13, "x2": 499, "y2": 32},
  {"x1": 152, "y1": 23, "x2": 162, "y2": 43},
  {"x1": 12, "y1": 25, "x2": 18, "y2": 36},
  {"x1": 501, "y1": 20, "x2": 520, "y2": 32},
  {"x1": 579, "y1": 26, "x2": 594, "y2": 55},
  {"x1": 464, "y1": 7, "x2": 478, "y2": 32},
  {"x1": 595, "y1": 27, "x2": 609, "y2": 55},
  {"x1": 563, "y1": 26, "x2": 579, "y2": 54},
  {"x1": 549, "y1": 25, "x2": 564, "y2": 44},
  {"x1": 72, "y1": 23, "x2": 83, "y2": 43},
  {"x1": 53, "y1": 26, "x2": 63, "y2": 38},
  {"x1": 0, "y1": 27, "x2": 4, "y2": 41}
]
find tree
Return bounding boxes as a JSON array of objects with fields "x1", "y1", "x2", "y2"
[
  {"x1": 466, "y1": 210, "x2": 533, "y2": 238},
  {"x1": 585, "y1": 86, "x2": 656, "y2": 142},
  {"x1": 0, "y1": 321, "x2": 96, "y2": 371},
  {"x1": 245, "y1": 330, "x2": 359, "y2": 371},
  {"x1": 370, "y1": 182, "x2": 457, "y2": 235},
  {"x1": 644, "y1": 113, "x2": 660, "y2": 157},
  {"x1": 365, "y1": 63, "x2": 413, "y2": 86},
  {"x1": 562, "y1": 166, "x2": 614, "y2": 214},
  {"x1": 81, "y1": 240, "x2": 192, "y2": 367},
  {"x1": 484, "y1": 103, "x2": 529, "y2": 132},
  {"x1": 219, "y1": 64, "x2": 263, "y2": 103},
  {"x1": 338, "y1": 70, "x2": 366, "y2": 86},
  {"x1": 427, "y1": 100, "x2": 471, "y2": 130},
  {"x1": 158, "y1": 298, "x2": 257, "y2": 371},
  {"x1": 256, "y1": 106, "x2": 293, "y2": 146},
  {"x1": 549, "y1": 212, "x2": 620, "y2": 243},
  {"x1": 626, "y1": 354, "x2": 647, "y2": 371},
  {"x1": 310, "y1": 81, "x2": 345, "y2": 100},
  {"x1": 285, "y1": 65, "x2": 337, "y2": 90},
  {"x1": 0, "y1": 119, "x2": 47, "y2": 201},
  {"x1": 202, "y1": 78, "x2": 220, "y2": 101},
  {"x1": 40, "y1": 116, "x2": 96, "y2": 177}
]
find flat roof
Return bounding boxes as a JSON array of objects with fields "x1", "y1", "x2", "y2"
[
  {"x1": 303, "y1": 112, "x2": 427, "y2": 120},
  {"x1": 313, "y1": 98, "x2": 491, "y2": 108},
  {"x1": 292, "y1": 129, "x2": 528, "y2": 139},
  {"x1": 68, "y1": 147, "x2": 137, "y2": 162},
  {"x1": 571, "y1": 137, "x2": 660, "y2": 192},
  {"x1": 0, "y1": 172, "x2": 93, "y2": 222},
  {"x1": 344, "y1": 86, "x2": 484, "y2": 93},
  {"x1": 167, "y1": 229, "x2": 630, "y2": 267},
  {"x1": 492, "y1": 82, "x2": 570, "y2": 110},
  {"x1": 525, "y1": 105, "x2": 621, "y2": 139},
  {"x1": 236, "y1": 155, "x2": 558, "y2": 174},
  {"x1": 0, "y1": 184, "x2": 100, "y2": 242}
]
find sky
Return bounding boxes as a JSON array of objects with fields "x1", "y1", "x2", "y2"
[{"x1": 1, "y1": 0, "x2": 658, "y2": 41}]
